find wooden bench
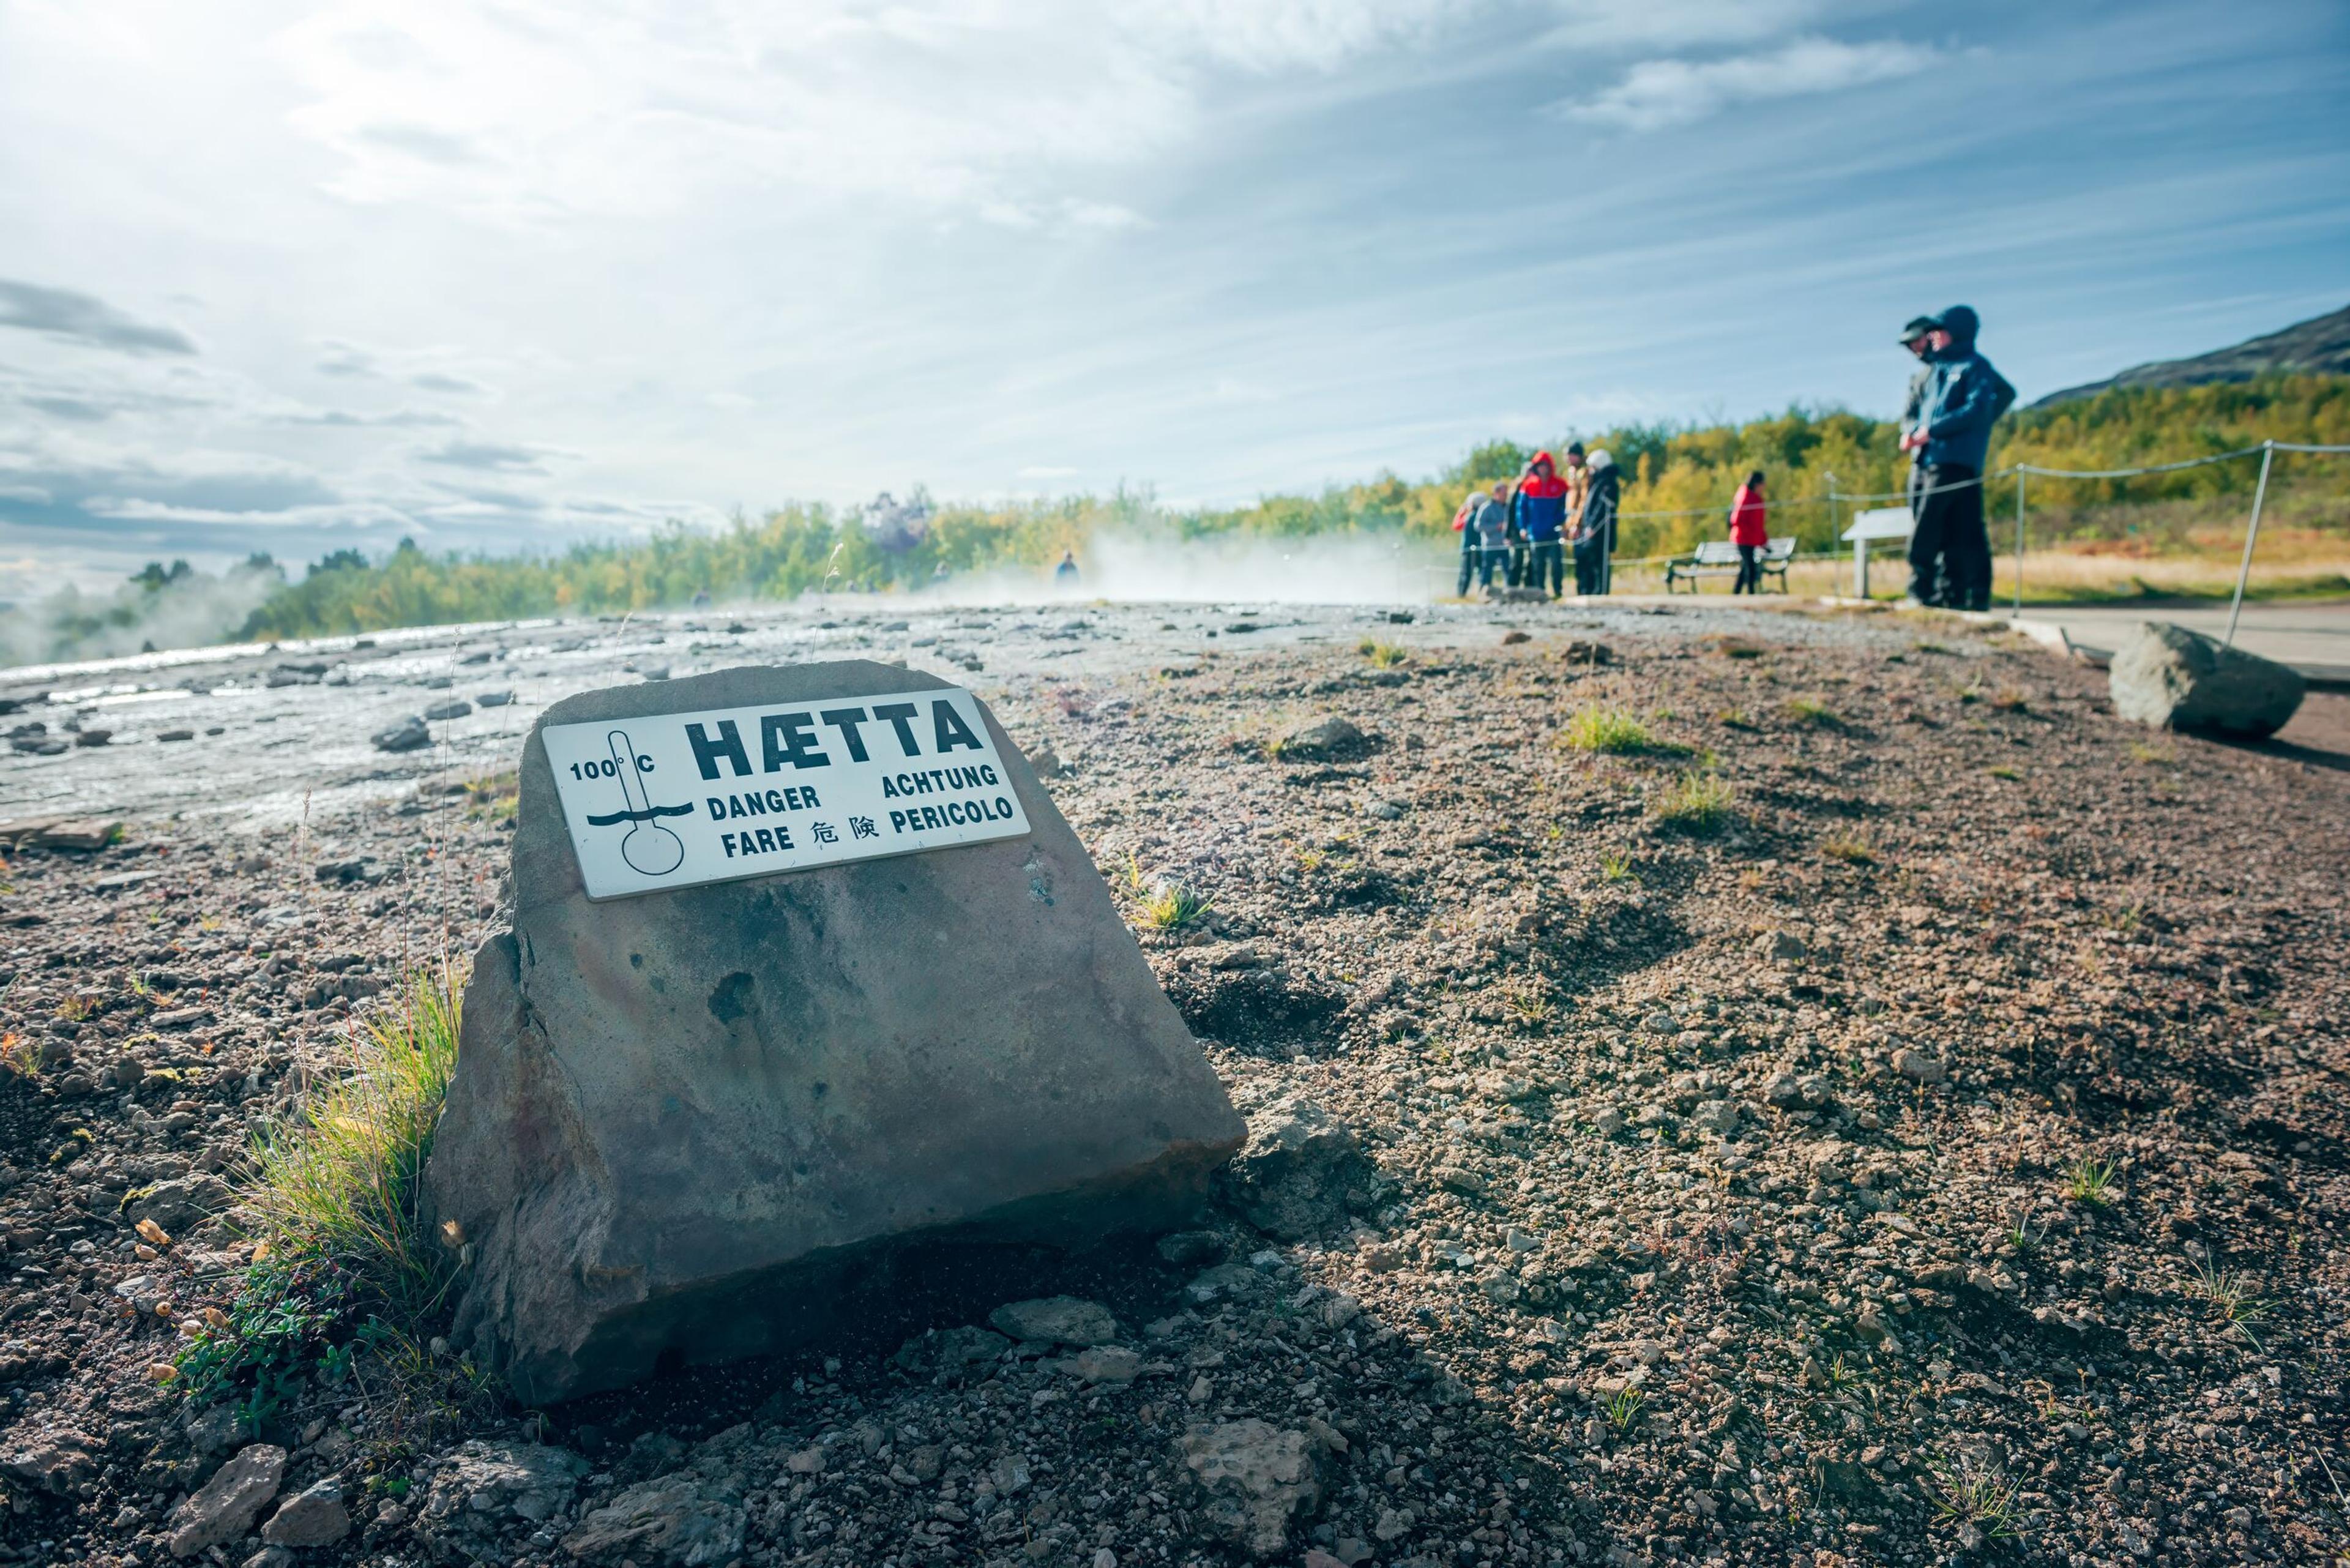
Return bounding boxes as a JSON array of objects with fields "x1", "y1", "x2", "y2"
[{"x1": 1665, "y1": 538, "x2": 1794, "y2": 592}]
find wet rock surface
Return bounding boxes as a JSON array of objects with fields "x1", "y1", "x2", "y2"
[{"x1": 0, "y1": 600, "x2": 2344, "y2": 1567}]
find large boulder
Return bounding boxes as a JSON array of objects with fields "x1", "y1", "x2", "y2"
[
  {"x1": 2108, "y1": 621, "x2": 2303, "y2": 737},
  {"x1": 427, "y1": 662, "x2": 1244, "y2": 1403}
]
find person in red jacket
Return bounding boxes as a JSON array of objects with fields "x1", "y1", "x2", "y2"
[{"x1": 1728, "y1": 470, "x2": 1768, "y2": 594}]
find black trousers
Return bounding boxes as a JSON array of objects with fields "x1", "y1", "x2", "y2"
[
  {"x1": 1457, "y1": 542, "x2": 1478, "y2": 597},
  {"x1": 1733, "y1": 543, "x2": 1762, "y2": 594},
  {"x1": 1908, "y1": 464, "x2": 1987, "y2": 608},
  {"x1": 1574, "y1": 539, "x2": 1607, "y2": 595}
]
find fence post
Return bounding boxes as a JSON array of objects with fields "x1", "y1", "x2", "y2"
[
  {"x1": 2012, "y1": 469, "x2": 2026, "y2": 613},
  {"x1": 2223, "y1": 441, "x2": 2275, "y2": 649}
]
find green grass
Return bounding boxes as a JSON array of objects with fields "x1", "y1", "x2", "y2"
[
  {"x1": 1603, "y1": 1385, "x2": 1647, "y2": 1436},
  {"x1": 2064, "y1": 1154, "x2": 2119, "y2": 1208},
  {"x1": 1781, "y1": 696, "x2": 1840, "y2": 727},
  {"x1": 1598, "y1": 849, "x2": 1637, "y2": 884},
  {"x1": 175, "y1": 965, "x2": 492, "y2": 1446},
  {"x1": 2188, "y1": 1258, "x2": 2270, "y2": 1350},
  {"x1": 1560, "y1": 706, "x2": 1688, "y2": 756},
  {"x1": 1140, "y1": 882, "x2": 1214, "y2": 931},
  {"x1": 1820, "y1": 832, "x2": 1876, "y2": 865},
  {"x1": 1357, "y1": 639, "x2": 1409, "y2": 668},
  {"x1": 1651, "y1": 771, "x2": 1735, "y2": 834},
  {"x1": 1925, "y1": 1453, "x2": 2027, "y2": 1542}
]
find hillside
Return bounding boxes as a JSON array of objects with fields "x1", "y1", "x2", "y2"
[{"x1": 2032, "y1": 302, "x2": 2350, "y2": 407}]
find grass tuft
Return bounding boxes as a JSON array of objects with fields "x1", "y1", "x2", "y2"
[
  {"x1": 2188, "y1": 1256, "x2": 2270, "y2": 1350},
  {"x1": 1561, "y1": 706, "x2": 1681, "y2": 756},
  {"x1": 1925, "y1": 1452, "x2": 2027, "y2": 1542},
  {"x1": 1598, "y1": 849, "x2": 1637, "y2": 884},
  {"x1": 176, "y1": 965, "x2": 493, "y2": 1446},
  {"x1": 1820, "y1": 832, "x2": 1876, "y2": 865},
  {"x1": 1357, "y1": 640, "x2": 1409, "y2": 668},
  {"x1": 1141, "y1": 882, "x2": 1214, "y2": 931},
  {"x1": 2064, "y1": 1154, "x2": 2119, "y2": 1208},
  {"x1": 1603, "y1": 1384, "x2": 1647, "y2": 1436},
  {"x1": 1652, "y1": 771, "x2": 1735, "y2": 834},
  {"x1": 1781, "y1": 696, "x2": 1840, "y2": 727}
]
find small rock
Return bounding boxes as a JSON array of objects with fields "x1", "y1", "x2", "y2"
[
  {"x1": 990, "y1": 1296, "x2": 1120, "y2": 1345},
  {"x1": 423, "y1": 699, "x2": 474, "y2": 722},
  {"x1": 1273, "y1": 716, "x2": 1367, "y2": 761},
  {"x1": 168, "y1": 1444, "x2": 287, "y2": 1557},
  {"x1": 370, "y1": 716, "x2": 431, "y2": 753},
  {"x1": 158, "y1": 729, "x2": 195, "y2": 743},
  {"x1": 262, "y1": 1480, "x2": 351, "y2": 1547},
  {"x1": 1891, "y1": 1048, "x2": 1946, "y2": 1085},
  {"x1": 1756, "y1": 928, "x2": 1807, "y2": 962},
  {"x1": 239, "y1": 1549, "x2": 295, "y2": 1568},
  {"x1": 477, "y1": 690, "x2": 516, "y2": 707},
  {"x1": 785, "y1": 1447, "x2": 824, "y2": 1474},
  {"x1": 1156, "y1": 1230, "x2": 1225, "y2": 1266},
  {"x1": 561, "y1": 1472, "x2": 745, "y2": 1566},
  {"x1": 1641, "y1": 1011, "x2": 1680, "y2": 1035},
  {"x1": 1690, "y1": 1099, "x2": 1741, "y2": 1137},
  {"x1": 1591, "y1": 1107, "x2": 1627, "y2": 1138},
  {"x1": 1071, "y1": 1345, "x2": 1144, "y2": 1383},
  {"x1": 1500, "y1": 630, "x2": 1531, "y2": 646},
  {"x1": 416, "y1": 1441, "x2": 588, "y2": 1545},
  {"x1": 127, "y1": 1174, "x2": 234, "y2": 1233},
  {"x1": 1175, "y1": 1419, "x2": 1326, "y2": 1559}
]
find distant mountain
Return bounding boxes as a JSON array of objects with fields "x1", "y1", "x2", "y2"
[{"x1": 2031, "y1": 302, "x2": 2350, "y2": 408}]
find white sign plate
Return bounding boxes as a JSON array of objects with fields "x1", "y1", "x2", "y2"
[
  {"x1": 1841, "y1": 506, "x2": 1915, "y2": 542},
  {"x1": 542, "y1": 685, "x2": 1032, "y2": 900}
]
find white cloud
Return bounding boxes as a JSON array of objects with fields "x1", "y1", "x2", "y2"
[{"x1": 1558, "y1": 35, "x2": 1945, "y2": 132}]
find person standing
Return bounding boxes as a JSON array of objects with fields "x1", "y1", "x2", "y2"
[
  {"x1": 1902, "y1": 304, "x2": 2016, "y2": 611},
  {"x1": 1453, "y1": 488, "x2": 1484, "y2": 597},
  {"x1": 1728, "y1": 469, "x2": 1769, "y2": 593},
  {"x1": 1897, "y1": 316, "x2": 1939, "y2": 532},
  {"x1": 1453, "y1": 483, "x2": 1511, "y2": 594},
  {"x1": 1575, "y1": 449, "x2": 1621, "y2": 595},
  {"x1": 1510, "y1": 452, "x2": 1570, "y2": 597}
]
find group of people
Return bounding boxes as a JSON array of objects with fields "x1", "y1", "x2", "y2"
[
  {"x1": 1450, "y1": 303, "x2": 2013, "y2": 608},
  {"x1": 1452, "y1": 443, "x2": 1623, "y2": 599},
  {"x1": 1898, "y1": 303, "x2": 2015, "y2": 611}
]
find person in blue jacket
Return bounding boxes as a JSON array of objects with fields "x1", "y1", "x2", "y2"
[
  {"x1": 1510, "y1": 450, "x2": 1571, "y2": 598},
  {"x1": 1901, "y1": 305, "x2": 2015, "y2": 611}
]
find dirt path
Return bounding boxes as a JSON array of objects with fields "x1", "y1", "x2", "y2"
[{"x1": 1, "y1": 609, "x2": 2344, "y2": 1567}]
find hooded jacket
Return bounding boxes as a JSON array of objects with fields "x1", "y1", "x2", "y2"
[
  {"x1": 1511, "y1": 453, "x2": 1571, "y2": 543},
  {"x1": 1916, "y1": 305, "x2": 2017, "y2": 472},
  {"x1": 1729, "y1": 483, "x2": 1768, "y2": 547},
  {"x1": 1577, "y1": 452, "x2": 1620, "y2": 549}
]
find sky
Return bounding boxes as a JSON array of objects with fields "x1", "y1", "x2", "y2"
[{"x1": 1, "y1": 0, "x2": 2344, "y2": 599}]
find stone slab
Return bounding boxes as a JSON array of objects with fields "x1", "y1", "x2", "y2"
[{"x1": 426, "y1": 661, "x2": 1244, "y2": 1403}]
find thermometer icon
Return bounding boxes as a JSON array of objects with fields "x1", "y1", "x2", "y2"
[{"x1": 582, "y1": 727, "x2": 690, "y2": 876}]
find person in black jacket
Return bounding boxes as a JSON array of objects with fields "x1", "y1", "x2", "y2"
[
  {"x1": 1901, "y1": 305, "x2": 2016, "y2": 611},
  {"x1": 1573, "y1": 450, "x2": 1621, "y2": 595}
]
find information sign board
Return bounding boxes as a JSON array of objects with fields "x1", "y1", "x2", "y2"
[{"x1": 542, "y1": 684, "x2": 1031, "y2": 900}]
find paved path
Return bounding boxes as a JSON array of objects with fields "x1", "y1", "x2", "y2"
[{"x1": 2013, "y1": 599, "x2": 2350, "y2": 682}]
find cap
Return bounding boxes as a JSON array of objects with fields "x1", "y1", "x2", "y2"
[{"x1": 1900, "y1": 315, "x2": 1939, "y2": 343}]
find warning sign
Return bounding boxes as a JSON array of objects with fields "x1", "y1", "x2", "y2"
[{"x1": 541, "y1": 684, "x2": 1032, "y2": 900}]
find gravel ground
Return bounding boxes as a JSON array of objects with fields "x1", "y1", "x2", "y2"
[{"x1": 0, "y1": 605, "x2": 2345, "y2": 1568}]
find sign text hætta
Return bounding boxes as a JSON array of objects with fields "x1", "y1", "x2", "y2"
[{"x1": 542, "y1": 685, "x2": 1032, "y2": 899}]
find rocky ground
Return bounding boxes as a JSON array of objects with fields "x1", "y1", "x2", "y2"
[{"x1": 0, "y1": 603, "x2": 2346, "y2": 1568}]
